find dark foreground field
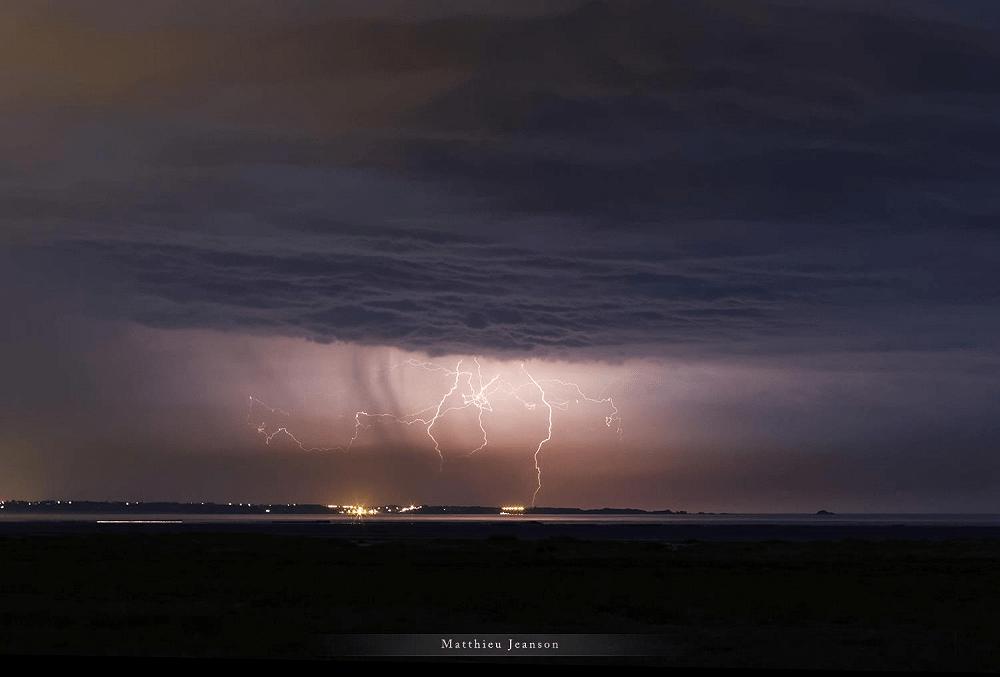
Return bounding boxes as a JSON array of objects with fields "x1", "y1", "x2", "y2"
[{"x1": 1, "y1": 531, "x2": 998, "y2": 670}]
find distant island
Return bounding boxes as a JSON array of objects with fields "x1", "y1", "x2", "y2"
[{"x1": 0, "y1": 500, "x2": 730, "y2": 516}]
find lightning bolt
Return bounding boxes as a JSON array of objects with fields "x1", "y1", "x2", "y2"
[
  {"x1": 466, "y1": 358, "x2": 499, "y2": 456},
  {"x1": 424, "y1": 360, "x2": 464, "y2": 470},
  {"x1": 520, "y1": 364, "x2": 552, "y2": 506},
  {"x1": 247, "y1": 395, "x2": 346, "y2": 452},
  {"x1": 247, "y1": 357, "x2": 622, "y2": 505},
  {"x1": 532, "y1": 378, "x2": 621, "y2": 440}
]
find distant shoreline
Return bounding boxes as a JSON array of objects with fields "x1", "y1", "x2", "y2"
[
  {"x1": 0, "y1": 499, "x2": 721, "y2": 516},
  {"x1": 4, "y1": 499, "x2": 995, "y2": 517}
]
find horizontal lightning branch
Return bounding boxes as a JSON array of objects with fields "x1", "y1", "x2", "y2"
[{"x1": 247, "y1": 358, "x2": 622, "y2": 505}]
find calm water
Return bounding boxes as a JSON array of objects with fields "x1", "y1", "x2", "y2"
[{"x1": 2, "y1": 512, "x2": 999, "y2": 526}]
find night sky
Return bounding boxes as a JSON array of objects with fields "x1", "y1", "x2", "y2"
[{"x1": 3, "y1": 0, "x2": 998, "y2": 511}]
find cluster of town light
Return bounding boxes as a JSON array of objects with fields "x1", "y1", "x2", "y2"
[
  {"x1": 326, "y1": 504, "x2": 422, "y2": 515},
  {"x1": 1, "y1": 500, "x2": 75, "y2": 509},
  {"x1": 337, "y1": 505, "x2": 378, "y2": 516},
  {"x1": 500, "y1": 506, "x2": 525, "y2": 514}
]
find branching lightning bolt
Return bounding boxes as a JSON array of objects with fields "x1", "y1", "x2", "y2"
[
  {"x1": 520, "y1": 364, "x2": 553, "y2": 506},
  {"x1": 247, "y1": 357, "x2": 622, "y2": 505}
]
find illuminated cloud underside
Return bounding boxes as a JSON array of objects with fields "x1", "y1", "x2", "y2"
[{"x1": 248, "y1": 356, "x2": 621, "y2": 505}]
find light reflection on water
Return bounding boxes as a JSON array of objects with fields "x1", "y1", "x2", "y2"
[{"x1": 1, "y1": 512, "x2": 998, "y2": 526}]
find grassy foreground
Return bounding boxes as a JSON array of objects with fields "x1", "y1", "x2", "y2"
[{"x1": 1, "y1": 533, "x2": 997, "y2": 669}]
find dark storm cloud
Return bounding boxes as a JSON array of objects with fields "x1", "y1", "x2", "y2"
[
  {"x1": 400, "y1": 2, "x2": 1000, "y2": 227},
  {"x1": 26, "y1": 225, "x2": 996, "y2": 357},
  {"x1": 4, "y1": 0, "x2": 999, "y2": 359}
]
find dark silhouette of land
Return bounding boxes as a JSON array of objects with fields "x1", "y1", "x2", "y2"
[
  {"x1": 1, "y1": 502, "x2": 998, "y2": 669},
  {"x1": 0, "y1": 531, "x2": 996, "y2": 670}
]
